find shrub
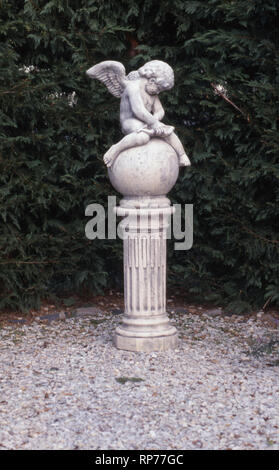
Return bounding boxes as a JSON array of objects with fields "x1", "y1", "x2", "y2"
[{"x1": 0, "y1": 0, "x2": 278, "y2": 312}]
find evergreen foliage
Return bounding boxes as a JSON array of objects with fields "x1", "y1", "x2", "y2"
[{"x1": 0, "y1": 0, "x2": 278, "y2": 312}]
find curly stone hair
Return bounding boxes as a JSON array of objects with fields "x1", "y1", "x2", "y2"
[
  {"x1": 127, "y1": 60, "x2": 174, "y2": 91},
  {"x1": 137, "y1": 60, "x2": 174, "y2": 91}
]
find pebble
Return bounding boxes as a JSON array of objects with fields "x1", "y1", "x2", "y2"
[
  {"x1": 204, "y1": 308, "x2": 223, "y2": 317},
  {"x1": 0, "y1": 310, "x2": 278, "y2": 450}
]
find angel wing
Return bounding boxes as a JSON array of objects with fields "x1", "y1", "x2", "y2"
[{"x1": 86, "y1": 61, "x2": 127, "y2": 98}]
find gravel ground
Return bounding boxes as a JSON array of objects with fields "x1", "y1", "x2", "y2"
[{"x1": 0, "y1": 307, "x2": 279, "y2": 450}]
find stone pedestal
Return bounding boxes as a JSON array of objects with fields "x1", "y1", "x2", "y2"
[
  {"x1": 114, "y1": 201, "x2": 178, "y2": 352},
  {"x1": 108, "y1": 139, "x2": 179, "y2": 352}
]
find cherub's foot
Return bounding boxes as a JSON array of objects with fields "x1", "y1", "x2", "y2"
[
  {"x1": 158, "y1": 125, "x2": 174, "y2": 137},
  {"x1": 103, "y1": 145, "x2": 118, "y2": 167},
  {"x1": 179, "y1": 153, "x2": 191, "y2": 167}
]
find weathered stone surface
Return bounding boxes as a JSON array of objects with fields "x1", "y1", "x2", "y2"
[
  {"x1": 87, "y1": 59, "x2": 190, "y2": 351},
  {"x1": 107, "y1": 137, "x2": 181, "y2": 351},
  {"x1": 113, "y1": 198, "x2": 178, "y2": 351},
  {"x1": 86, "y1": 60, "x2": 191, "y2": 168},
  {"x1": 108, "y1": 139, "x2": 179, "y2": 196},
  {"x1": 114, "y1": 332, "x2": 178, "y2": 352}
]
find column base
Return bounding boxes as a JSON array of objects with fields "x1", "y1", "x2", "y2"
[{"x1": 114, "y1": 329, "x2": 178, "y2": 352}]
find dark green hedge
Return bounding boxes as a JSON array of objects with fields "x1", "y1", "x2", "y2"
[{"x1": 0, "y1": 0, "x2": 278, "y2": 312}]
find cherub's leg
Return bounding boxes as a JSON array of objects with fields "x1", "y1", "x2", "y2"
[
  {"x1": 163, "y1": 133, "x2": 191, "y2": 167},
  {"x1": 104, "y1": 131, "x2": 150, "y2": 167}
]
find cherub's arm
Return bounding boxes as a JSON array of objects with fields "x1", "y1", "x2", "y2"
[
  {"x1": 153, "y1": 96, "x2": 165, "y2": 121},
  {"x1": 127, "y1": 82, "x2": 158, "y2": 127}
]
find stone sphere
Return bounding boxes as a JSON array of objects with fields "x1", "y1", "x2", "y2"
[{"x1": 108, "y1": 138, "x2": 179, "y2": 196}]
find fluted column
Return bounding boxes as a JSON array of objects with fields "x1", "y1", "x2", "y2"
[{"x1": 114, "y1": 199, "x2": 178, "y2": 352}]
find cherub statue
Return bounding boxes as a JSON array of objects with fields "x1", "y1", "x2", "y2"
[{"x1": 86, "y1": 60, "x2": 191, "y2": 168}]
